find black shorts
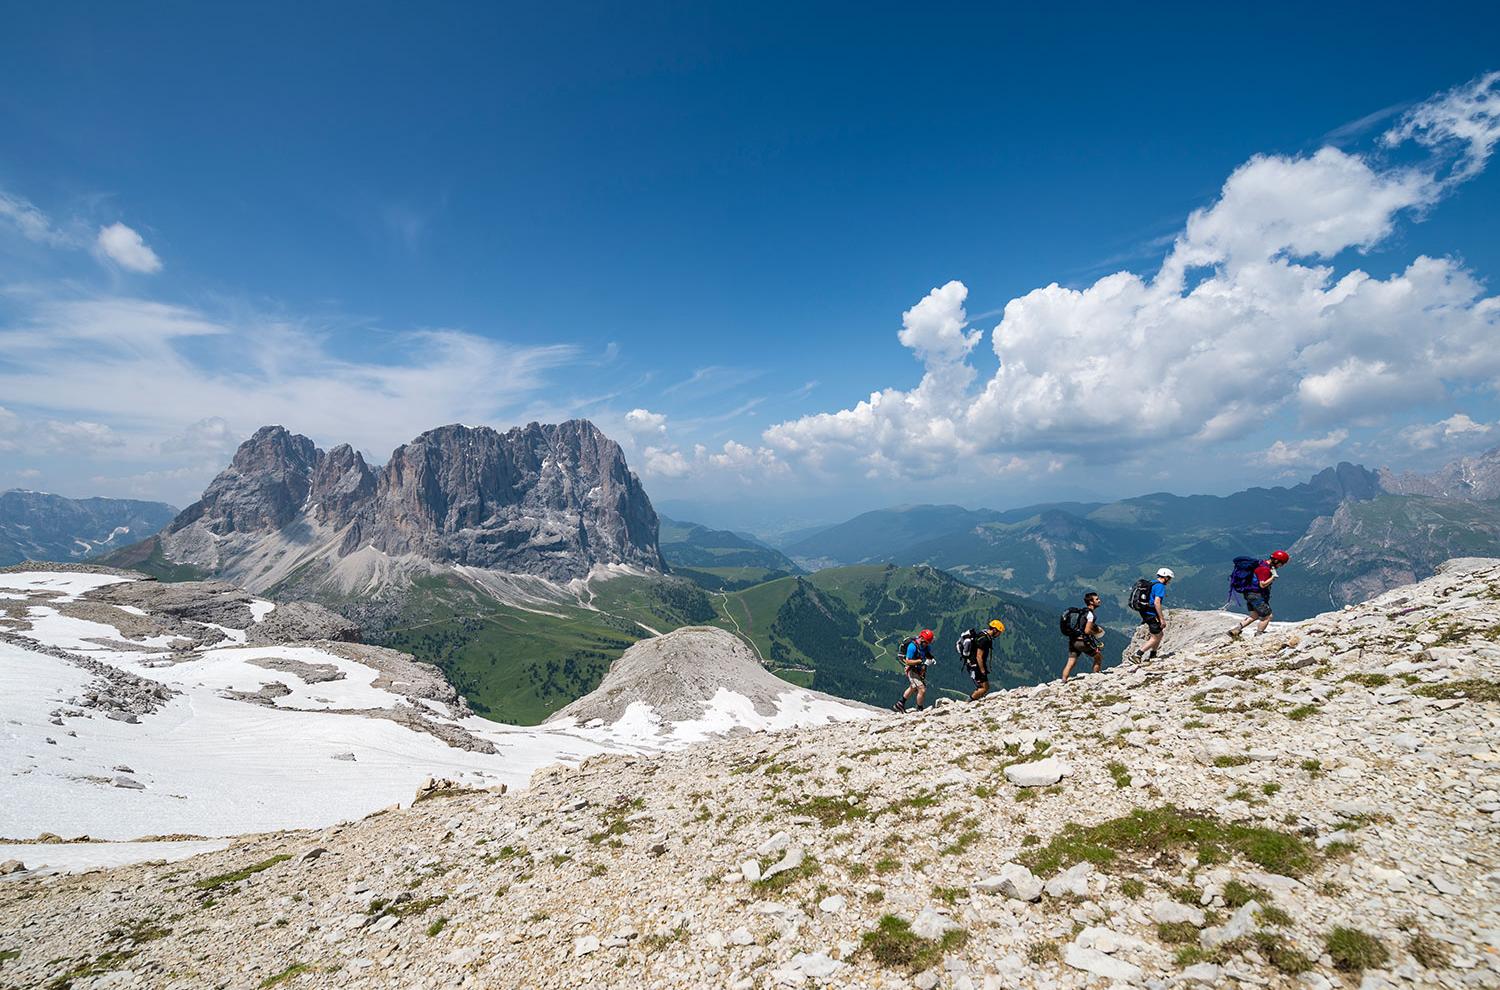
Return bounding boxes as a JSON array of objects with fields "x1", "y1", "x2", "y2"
[
  {"x1": 1244, "y1": 592, "x2": 1272, "y2": 619},
  {"x1": 1137, "y1": 610, "x2": 1162, "y2": 635},
  {"x1": 1068, "y1": 638, "x2": 1097, "y2": 657}
]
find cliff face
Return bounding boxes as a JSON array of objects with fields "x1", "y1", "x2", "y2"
[{"x1": 157, "y1": 419, "x2": 664, "y2": 586}]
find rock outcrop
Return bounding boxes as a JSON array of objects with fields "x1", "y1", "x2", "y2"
[
  {"x1": 149, "y1": 419, "x2": 664, "y2": 590},
  {"x1": 3, "y1": 559, "x2": 1496, "y2": 989},
  {"x1": 548, "y1": 626, "x2": 875, "y2": 729}
]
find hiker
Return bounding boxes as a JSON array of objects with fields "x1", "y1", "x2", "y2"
[
  {"x1": 1130, "y1": 568, "x2": 1173, "y2": 661},
  {"x1": 1228, "y1": 550, "x2": 1290, "y2": 639},
  {"x1": 957, "y1": 620, "x2": 1006, "y2": 702},
  {"x1": 893, "y1": 629, "x2": 935, "y2": 712},
  {"x1": 1060, "y1": 591, "x2": 1105, "y2": 683}
]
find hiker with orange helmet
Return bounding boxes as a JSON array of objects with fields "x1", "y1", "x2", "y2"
[
  {"x1": 893, "y1": 628, "x2": 936, "y2": 712},
  {"x1": 958, "y1": 620, "x2": 1006, "y2": 702},
  {"x1": 1228, "y1": 550, "x2": 1290, "y2": 639}
]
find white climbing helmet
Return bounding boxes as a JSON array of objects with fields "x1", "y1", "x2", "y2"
[{"x1": 1156, "y1": 567, "x2": 1175, "y2": 580}]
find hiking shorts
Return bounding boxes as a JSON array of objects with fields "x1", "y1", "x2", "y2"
[
  {"x1": 905, "y1": 668, "x2": 926, "y2": 689},
  {"x1": 1137, "y1": 610, "x2": 1163, "y2": 635},
  {"x1": 1068, "y1": 638, "x2": 1097, "y2": 658},
  {"x1": 1244, "y1": 592, "x2": 1272, "y2": 619}
]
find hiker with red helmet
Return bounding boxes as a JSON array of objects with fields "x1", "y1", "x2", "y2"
[
  {"x1": 893, "y1": 628, "x2": 936, "y2": 712},
  {"x1": 1228, "y1": 550, "x2": 1290, "y2": 639}
]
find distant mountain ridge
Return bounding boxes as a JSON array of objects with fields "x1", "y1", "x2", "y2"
[
  {"x1": 122, "y1": 419, "x2": 664, "y2": 594},
  {"x1": 0, "y1": 490, "x2": 177, "y2": 567},
  {"x1": 1379, "y1": 445, "x2": 1500, "y2": 500}
]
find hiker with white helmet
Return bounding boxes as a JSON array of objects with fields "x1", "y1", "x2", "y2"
[{"x1": 1128, "y1": 567, "x2": 1173, "y2": 661}]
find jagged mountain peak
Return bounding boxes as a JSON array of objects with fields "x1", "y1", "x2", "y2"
[{"x1": 152, "y1": 418, "x2": 663, "y2": 588}]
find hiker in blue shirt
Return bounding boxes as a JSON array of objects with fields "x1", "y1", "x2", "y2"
[
  {"x1": 1132, "y1": 567, "x2": 1173, "y2": 662},
  {"x1": 893, "y1": 629, "x2": 935, "y2": 712}
]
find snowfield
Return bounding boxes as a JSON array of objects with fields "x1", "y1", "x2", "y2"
[{"x1": 0, "y1": 568, "x2": 869, "y2": 872}]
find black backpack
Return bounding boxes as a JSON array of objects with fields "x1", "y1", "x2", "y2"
[
  {"x1": 895, "y1": 635, "x2": 917, "y2": 660},
  {"x1": 1127, "y1": 578, "x2": 1154, "y2": 613},
  {"x1": 1059, "y1": 607, "x2": 1088, "y2": 639}
]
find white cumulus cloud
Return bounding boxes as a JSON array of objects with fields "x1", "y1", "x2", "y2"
[
  {"x1": 1258, "y1": 429, "x2": 1350, "y2": 468},
  {"x1": 763, "y1": 73, "x2": 1500, "y2": 479},
  {"x1": 95, "y1": 222, "x2": 163, "y2": 273},
  {"x1": 624, "y1": 408, "x2": 668, "y2": 434},
  {"x1": 1397, "y1": 413, "x2": 1496, "y2": 452}
]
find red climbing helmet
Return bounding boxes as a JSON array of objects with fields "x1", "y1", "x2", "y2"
[
  {"x1": 1270, "y1": 550, "x2": 1290, "y2": 565},
  {"x1": 918, "y1": 629, "x2": 935, "y2": 643}
]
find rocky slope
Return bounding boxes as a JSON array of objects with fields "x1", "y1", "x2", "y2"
[
  {"x1": 0, "y1": 490, "x2": 176, "y2": 567},
  {"x1": 2, "y1": 560, "x2": 1496, "y2": 990},
  {"x1": 130, "y1": 419, "x2": 663, "y2": 594}
]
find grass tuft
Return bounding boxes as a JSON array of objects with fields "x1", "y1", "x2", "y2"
[
  {"x1": 1018, "y1": 805, "x2": 1317, "y2": 878},
  {"x1": 860, "y1": 915, "x2": 967, "y2": 974},
  {"x1": 259, "y1": 963, "x2": 314, "y2": 987},
  {"x1": 193, "y1": 854, "x2": 291, "y2": 892},
  {"x1": 1325, "y1": 927, "x2": 1389, "y2": 972}
]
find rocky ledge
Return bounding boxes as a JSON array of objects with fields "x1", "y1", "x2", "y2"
[{"x1": 0, "y1": 560, "x2": 1497, "y2": 989}]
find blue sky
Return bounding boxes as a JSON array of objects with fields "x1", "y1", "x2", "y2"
[{"x1": 1, "y1": 3, "x2": 1498, "y2": 531}]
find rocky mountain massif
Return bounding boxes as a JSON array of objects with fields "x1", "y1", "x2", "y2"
[
  {"x1": 0, "y1": 490, "x2": 176, "y2": 567},
  {"x1": 3, "y1": 560, "x2": 1495, "y2": 990},
  {"x1": 122, "y1": 419, "x2": 664, "y2": 595}
]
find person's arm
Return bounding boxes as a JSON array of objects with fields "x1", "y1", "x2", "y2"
[
  {"x1": 1261, "y1": 570, "x2": 1277, "y2": 589},
  {"x1": 1153, "y1": 594, "x2": 1165, "y2": 619}
]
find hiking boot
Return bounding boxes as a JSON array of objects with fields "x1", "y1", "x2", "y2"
[
  {"x1": 1227, "y1": 627, "x2": 1242, "y2": 640},
  {"x1": 891, "y1": 702, "x2": 906, "y2": 713}
]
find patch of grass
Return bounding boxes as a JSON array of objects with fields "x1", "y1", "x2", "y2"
[
  {"x1": 940, "y1": 830, "x2": 980, "y2": 857},
  {"x1": 1119, "y1": 878, "x2": 1145, "y2": 899},
  {"x1": 846, "y1": 861, "x2": 870, "y2": 878},
  {"x1": 1258, "y1": 906, "x2": 1293, "y2": 927},
  {"x1": 1341, "y1": 673, "x2": 1390, "y2": 688},
  {"x1": 1252, "y1": 931, "x2": 1313, "y2": 974},
  {"x1": 193, "y1": 854, "x2": 291, "y2": 891},
  {"x1": 1323, "y1": 841, "x2": 1358, "y2": 858},
  {"x1": 425, "y1": 917, "x2": 448, "y2": 937},
  {"x1": 1182, "y1": 718, "x2": 1207, "y2": 729},
  {"x1": 1211, "y1": 755, "x2": 1252, "y2": 768},
  {"x1": 1157, "y1": 921, "x2": 1198, "y2": 944},
  {"x1": 375, "y1": 895, "x2": 448, "y2": 920},
  {"x1": 781, "y1": 795, "x2": 869, "y2": 827},
  {"x1": 1285, "y1": 704, "x2": 1317, "y2": 721},
  {"x1": 1222, "y1": 879, "x2": 1268, "y2": 908},
  {"x1": 1261, "y1": 782, "x2": 1281, "y2": 797},
  {"x1": 1415, "y1": 678, "x2": 1500, "y2": 702},
  {"x1": 1299, "y1": 759, "x2": 1322, "y2": 773},
  {"x1": 0, "y1": 949, "x2": 17, "y2": 963},
  {"x1": 1325, "y1": 927, "x2": 1389, "y2": 973},
  {"x1": 1025, "y1": 939, "x2": 1062, "y2": 965},
  {"x1": 46, "y1": 949, "x2": 139, "y2": 990},
  {"x1": 752, "y1": 857, "x2": 821, "y2": 893},
  {"x1": 1018, "y1": 805, "x2": 1317, "y2": 878},
  {"x1": 932, "y1": 885, "x2": 966, "y2": 905},
  {"x1": 260, "y1": 963, "x2": 314, "y2": 987},
  {"x1": 859, "y1": 915, "x2": 967, "y2": 974},
  {"x1": 1408, "y1": 930, "x2": 1451, "y2": 969},
  {"x1": 874, "y1": 856, "x2": 899, "y2": 875},
  {"x1": 1020, "y1": 833, "x2": 1040, "y2": 847},
  {"x1": 973, "y1": 784, "x2": 996, "y2": 799},
  {"x1": 1106, "y1": 761, "x2": 1131, "y2": 788},
  {"x1": 1014, "y1": 788, "x2": 1036, "y2": 802}
]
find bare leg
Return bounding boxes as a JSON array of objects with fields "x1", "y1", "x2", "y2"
[{"x1": 1061, "y1": 655, "x2": 1077, "y2": 682}]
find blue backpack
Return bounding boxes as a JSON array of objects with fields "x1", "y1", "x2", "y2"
[{"x1": 1229, "y1": 557, "x2": 1263, "y2": 594}]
